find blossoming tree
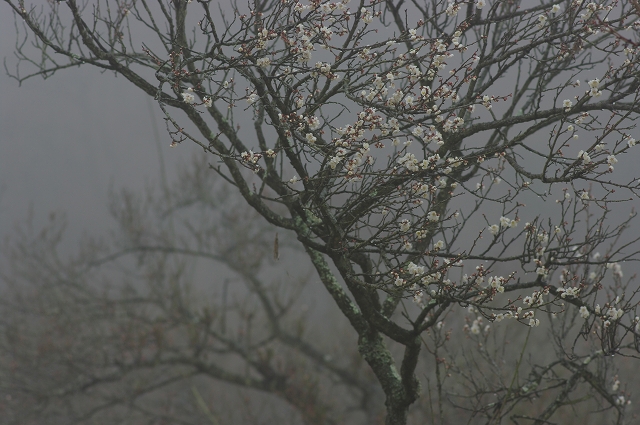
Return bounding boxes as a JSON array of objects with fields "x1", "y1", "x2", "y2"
[{"x1": 5, "y1": 0, "x2": 640, "y2": 423}]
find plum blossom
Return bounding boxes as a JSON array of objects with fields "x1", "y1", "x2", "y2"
[
  {"x1": 588, "y1": 78, "x2": 602, "y2": 97},
  {"x1": 256, "y1": 57, "x2": 271, "y2": 68},
  {"x1": 406, "y1": 262, "x2": 424, "y2": 276},
  {"x1": 537, "y1": 14, "x2": 547, "y2": 28},
  {"x1": 499, "y1": 216, "x2": 511, "y2": 228},
  {"x1": 577, "y1": 150, "x2": 592, "y2": 164},
  {"x1": 247, "y1": 93, "x2": 259, "y2": 104},
  {"x1": 182, "y1": 87, "x2": 195, "y2": 104},
  {"x1": 579, "y1": 306, "x2": 590, "y2": 319},
  {"x1": 308, "y1": 116, "x2": 321, "y2": 130},
  {"x1": 427, "y1": 211, "x2": 440, "y2": 222}
]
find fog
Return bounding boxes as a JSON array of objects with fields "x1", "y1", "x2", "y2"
[
  {"x1": 1, "y1": 11, "x2": 198, "y2": 246},
  {"x1": 2, "y1": 2, "x2": 640, "y2": 424}
]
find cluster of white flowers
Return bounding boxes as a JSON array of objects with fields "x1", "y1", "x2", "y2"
[
  {"x1": 537, "y1": 14, "x2": 547, "y2": 29},
  {"x1": 292, "y1": 23, "x2": 316, "y2": 64},
  {"x1": 466, "y1": 316, "x2": 489, "y2": 335},
  {"x1": 580, "y1": 2, "x2": 600, "y2": 20},
  {"x1": 588, "y1": 78, "x2": 602, "y2": 97},
  {"x1": 305, "y1": 133, "x2": 317, "y2": 144},
  {"x1": 181, "y1": 87, "x2": 195, "y2": 104},
  {"x1": 406, "y1": 261, "x2": 425, "y2": 276},
  {"x1": 247, "y1": 92, "x2": 259, "y2": 105},
  {"x1": 451, "y1": 31, "x2": 464, "y2": 49},
  {"x1": 482, "y1": 95, "x2": 492, "y2": 109},
  {"x1": 606, "y1": 262, "x2": 624, "y2": 278},
  {"x1": 615, "y1": 395, "x2": 628, "y2": 406},
  {"x1": 397, "y1": 152, "x2": 420, "y2": 172},
  {"x1": 562, "y1": 99, "x2": 572, "y2": 111},
  {"x1": 523, "y1": 289, "x2": 547, "y2": 307},
  {"x1": 307, "y1": 115, "x2": 321, "y2": 130},
  {"x1": 579, "y1": 306, "x2": 590, "y2": 319},
  {"x1": 360, "y1": 7, "x2": 373, "y2": 24},
  {"x1": 489, "y1": 216, "x2": 517, "y2": 235},
  {"x1": 240, "y1": 150, "x2": 262, "y2": 164},
  {"x1": 577, "y1": 149, "x2": 592, "y2": 164},
  {"x1": 501, "y1": 216, "x2": 518, "y2": 228},
  {"x1": 557, "y1": 286, "x2": 579, "y2": 298},
  {"x1": 442, "y1": 116, "x2": 465, "y2": 133},
  {"x1": 446, "y1": 1, "x2": 460, "y2": 16},
  {"x1": 606, "y1": 306, "x2": 624, "y2": 320},
  {"x1": 256, "y1": 56, "x2": 271, "y2": 68},
  {"x1": 394, "y1": 275, "x2": 406, "y2": 287},
  {"x1": 341, "y1": 143, "x2": 372, "y2": 180},
  {"x1": 328, "y1": 147, "x2": 347, "y2": 169},
  {"x1": 488, "y1": 276, "x2": 506, "y2": 293},
  {"x1": 399, "y1": 219, "x2": 411, "y2": 232}
]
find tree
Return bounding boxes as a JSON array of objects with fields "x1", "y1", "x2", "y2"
[
  {"x1": 3, "y1": 0, "x2": 640, "y2": 424},
  {"x1": 1, "y1": 156, "x2": 384, "y2": 425}
]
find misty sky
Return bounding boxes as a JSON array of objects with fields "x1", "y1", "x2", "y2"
[{"x1": 0, "y1": 10, "x2": 199, "y2": 247}]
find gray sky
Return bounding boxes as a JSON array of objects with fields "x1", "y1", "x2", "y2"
[{"x1": 0, "y1": 11, "x2": 197, "y2": 247}]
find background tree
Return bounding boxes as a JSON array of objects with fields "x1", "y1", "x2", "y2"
[
  {"x1": 3, "y1": 0, "x2": 640, "y2": 424},
  {"x1": 1, "y1": 156, "x2": 384, "y2": 425}
]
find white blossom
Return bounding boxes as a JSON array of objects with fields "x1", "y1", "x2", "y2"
[
  {"x1": 577, "y1": 150, "x2": 592, "y2": 164},
  {"x1": 579, "y1": 306, "x2": 590, "y2": 319},
  {"x1": 399, "y1": 219, "x2": 411, "y2": 232},
  {"x1": 181, "y1": 88, "x2": 195, "y2": 104},
  {"x1": 406, "y1": 262, "x2": 424, "y2": 276},
  {"x1": 308, "y1": 116, "x2": 321, "y2": 130},
  {"x1": 537, "y1": 15, "x2": 547, "y2": 28},
  {"x1": 247, "y1": 93, "x2": 259, "y2": 105},
  {"x1": 256, "y1": 57, "x2": 271, "y2": 68},
  {"x1": 427, "y1": 211, "x2": 440, "y2": 222},
  {"x1": 306, "y1": 133, "x2": 317, "y2": 144}
]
